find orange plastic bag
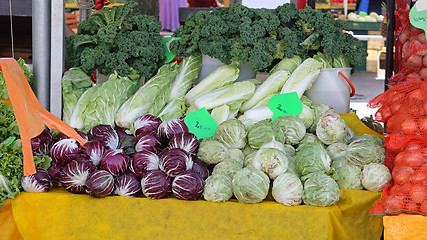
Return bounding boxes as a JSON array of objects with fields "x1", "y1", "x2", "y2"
[
  {"x1": 383, "y1": 214, "x2": 427, "y2": 240},
  {"x1": 0, "y1": 58, "x2": 86, "y2": 175}
]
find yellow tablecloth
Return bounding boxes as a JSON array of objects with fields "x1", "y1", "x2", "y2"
[{"x1": 8, "y1": 188, "x2": 382, "y2": 240}]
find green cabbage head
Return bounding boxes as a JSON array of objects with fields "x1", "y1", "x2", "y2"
[
  {"x1": 197, "y1": 138, "x2": 229, "y2": 164},
  {"x1": 247, "y1": 119, "x2": 285, "y2": 149},
  {"x1": 295, "y1": 142, "x2": 332, "y2": 177},
  {"x1": 326, "y1": 143, "x2": 348, "y2": 159},
  {"x1": 203, "y1": 174, "x2": 233, "y2": 202},
  {"x1": 272, "y1": 172, "x2": 303, "y2": 206},
  {"x1": 215, "y1": 118, "x2": 247, "y2": 149},
  {"x1": 274, "y1": 115, "x2": 306, "y2": 145},
  {"x1": 232, "y1": 168, "x2": 269, "y2": 204},
  {"x1": 252, "y1": 148, "x2": 288, "y2": 179},
  {"x1": 212, "y1": 160, "x2": 242, "y2": 177},
  {"x1": 350, "y1": 134, "x2": 383, "y2": 147},
  {"x1": 331, "y1": 156, "x2": 363, "y2": 190},
  {"x1": 316, "y1": 112, "x2": 348, "y2": 145},
  {"x1": 302, "y1": 172, "x2": 340, "y2": 207},
  {"x1": 346, "y1": 138, "x2": 386, "y2": 169},
  {"x1": 360, "y1": 163, "x2": 391, "y2": 192}
]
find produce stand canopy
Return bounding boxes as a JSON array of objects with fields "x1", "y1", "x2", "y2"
[{"x1": 6, "y1": 188, "x2": 382, "y2": 240}]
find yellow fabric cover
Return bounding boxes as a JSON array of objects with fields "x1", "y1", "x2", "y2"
[
  {"x1": 339, "y1": 112, "x2": 384, "y2": 140},
  {"x1": 383, "y1": 214, "x2": 427, "y2": 240},
  {"x1": 0, "y1": 199, "x2": 23, "y2": 240},
  {"x1": 11, "y1": 188, "x2": 382, "y2": 240}
]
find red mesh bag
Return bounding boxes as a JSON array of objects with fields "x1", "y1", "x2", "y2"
[
  {"x1": 386, "y1": 114, "x2": 427, "y2": 136},
  {"x1": 368, "y1": 80, "x2": 427, "y2": 122},
  {"x1": 390, "y1": 9, "x2": 427, "y2": 85},
  {"x1": 370, "y1": 137, "x2": 427, "y2": 216},
  {"x1": 383, "y1": 135, "x2": 427, "y2": 168}
]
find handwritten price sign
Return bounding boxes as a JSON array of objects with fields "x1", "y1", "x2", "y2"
[
  {"x1": 184, "y1": 108, "x2": 217, "y2": 140},
  {"x1": 410, "y1": 2, "x2": 427, "y2": 34},
  {"x1": 268, "y1": 92, "x2": 303, "y2": 121}
]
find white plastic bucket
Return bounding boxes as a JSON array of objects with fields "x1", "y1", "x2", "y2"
[
  {"x1": 304, "y1": 68, "x2": 355, "y2": 113},
  {"x1": 196, "y1": 55, "x2": 257, "y2": 84}
]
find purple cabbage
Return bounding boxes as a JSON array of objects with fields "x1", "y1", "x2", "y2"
[
  {"x1": 60, "y1": 160, "x2": 96, "y2": 194},
  {"x1": 141, "y1": 170, "x2": 172, "y2": 199},
  {"x1": 30, "y1": 129, "x2": 54, "y2": 157},
  {"x1": 87, "y1": 124, "x2": 119, "y2": 150},
  {"x1": 168, "y1": 132, "x2": 199, "y2": 155},
  {"x1": 81, "y1": 141, "x2": 106, "y2": 166},
  {"x1": 85, "y1": 170, "x2": 115, "y2": 198},
  {"x1": 74, "y1": 158, "x2": 97, "y2": 172},
  {"x1": 21, "y1": 168, "x2": 52, "y2": 193},
  {"x1": 114, "y1": 171, "x2": 141, "y2": 197},
  {"x1": 100, "y1": 149, "x2": 130, "y2": 176},
  {"x1": 48, "y1": 162, "x2": 63, "y2": 186},
  {"x1": 172, "y1": 170, "x2": 205, "y2": 200},
  {"x1": 133, "y1": 115, "x2": 162, "y2": 136},
  {"x1": 50, "y1": 138, "x2": 81, "y2": 166},
  {"x1": 134, "y1": 131, "x2": 161, "y2": 153},
  {"x1": 159, "y1": 148, "x2": 193, "y2": 177},
  {"x1": 157, "y1": 118, "x2": 188, "y2": 144},
  {"x1": 130, "y1": 151, "x2": 160, "y2": 178},
  {"x1": 191, "y1": 156, "x2": 209, "y2": 179}
]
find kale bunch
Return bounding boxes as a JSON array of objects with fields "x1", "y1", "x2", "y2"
[
  {"x1": 171, "y1": 3, "x2": 367, "y2": 71},
  {"x1": 171, "y1": 4, "x2": 282, "y2": 71},
  {"x1": 66, "y1": 1, "x2": 165, "y2": 79},
  {"x1": 276, "y1": 4, "x2": 367, "y2": 67}
]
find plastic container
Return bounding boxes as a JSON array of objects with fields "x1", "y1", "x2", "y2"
[
  {"x1": 304, "y1": 68, "x2": 355, "y2": 113},
  {"x1": 196, "y1": 55, "x2": 257, "y2": 84}
]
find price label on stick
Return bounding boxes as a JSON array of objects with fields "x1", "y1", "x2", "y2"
[
  {"x1": 4, "y1": 136, "x2": 16, "y2": 147},
  {"x1": 409, "y1": 2, "x2": 427, "y2": 34},
  {"x1": 162, "y1": 37, "x2": 180, "y2": 63},
  {"x1": 184, "y1": 108, "x2": 217, "y2": 140},
  {"x1": 268, "y1": 92, "x2": 303, "y2": 122}
]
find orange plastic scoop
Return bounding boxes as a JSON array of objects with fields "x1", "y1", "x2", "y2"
[{"x1": 0, "y1": 58, "x2": 86, "y2": 175}]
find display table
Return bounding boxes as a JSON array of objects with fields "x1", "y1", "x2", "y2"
[{"x1": 1, "y1": 188, "x2": 383, "y2": 240}]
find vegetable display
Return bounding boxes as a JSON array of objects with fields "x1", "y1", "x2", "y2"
[{"x1": 3, "y1": 2, "x2": 392, "y2": 214}]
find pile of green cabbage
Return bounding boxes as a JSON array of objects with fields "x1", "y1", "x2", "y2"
[{"x1": 200, "y1": 102, "x2": 390, "y2": 207}]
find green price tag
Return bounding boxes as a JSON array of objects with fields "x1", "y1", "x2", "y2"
[
  {"x1": 162, "y1": 37, "x2": 180, "y2": 63},
  {"x1": 268, "y1": 92, "x2": 303, "y2": 121},
  {"x1": 184, "y1": 108, "x2": 217, "y2": 140},
  {"x1": 5, "y1": 136, "x2": 16, "y2": 146},
  {"x1": 409, "y1": 2, "x2": 427, "y2": 34}
]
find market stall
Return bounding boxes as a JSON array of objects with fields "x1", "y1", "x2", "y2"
[{"x1": 1, "y1": 1, "x2": 426, "y2": 240}]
